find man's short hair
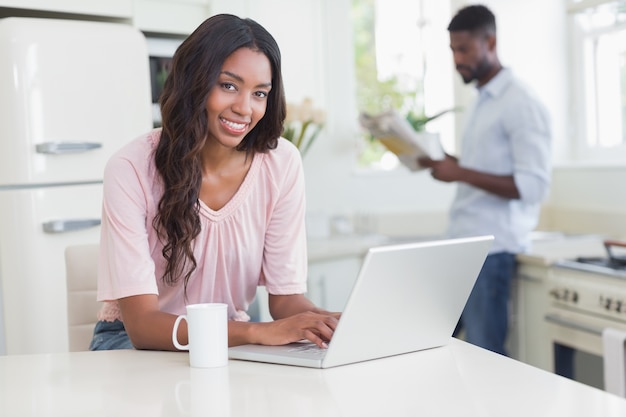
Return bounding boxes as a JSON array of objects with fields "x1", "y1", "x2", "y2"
[{"x1": 447, "y1": 4, "x2": 496, "y2": 35}]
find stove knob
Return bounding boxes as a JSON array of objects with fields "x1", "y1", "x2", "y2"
[
  {"x1": 605, "y1": 298, "x2": 613, "y2": 310},
  {"x1": 572, "y1": 291, "x2": 579, "y2": 304},
  {"x1": 549, "y1": 289, "x2": 560, "y2": 300},
  {"x1": 617, "y1": 300, "x2": 624, "y2": 313}
]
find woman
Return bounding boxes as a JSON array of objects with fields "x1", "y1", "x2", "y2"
[{"x1": 90, "y1": 14, "x2": 339, "y2": 351}]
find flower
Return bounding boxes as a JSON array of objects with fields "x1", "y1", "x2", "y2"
[{"x1": 283, "y1": 98, "x2": 325, "y2": 157}]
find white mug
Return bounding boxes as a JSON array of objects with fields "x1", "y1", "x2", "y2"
[{"x1": 172, "y1": 303, "x2": 228, "y2": 368}]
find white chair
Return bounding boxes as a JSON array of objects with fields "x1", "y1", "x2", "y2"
[{"x1": 64, "y1": 244, "x2": 100, "y2": 352}]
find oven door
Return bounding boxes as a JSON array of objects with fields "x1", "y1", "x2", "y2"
[{"x1": 545, "y1": 308, "x2": 625, "y2": 390}]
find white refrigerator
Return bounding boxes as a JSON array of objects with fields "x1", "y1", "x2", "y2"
[{"x1": 0, "y1": 17, "x2": 152, "y2": 354}]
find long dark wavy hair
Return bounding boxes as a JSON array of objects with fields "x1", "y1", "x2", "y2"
[{"x1": 153, "y1": 14, "x2": 286, "y2": 290}]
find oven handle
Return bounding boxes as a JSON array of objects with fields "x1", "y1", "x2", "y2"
[{"x1": 544, "y1": 313, "x2": 603, "y2": 336}]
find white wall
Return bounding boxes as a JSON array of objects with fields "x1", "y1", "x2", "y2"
[
  {"x1": 450, "y1": 0, "x2": 569, "y2": 162},
  {"x1": 4, "y1": 0, "x2": 620, "y2": 237},
  {"x1": 212, "y1": 0, "x2": 626, "y2": 237},
  {"x1": 211, "y1": 0, "x2": 456, "y2": 235},
  {"x1": 450, "y1": 1, "x2": 626, "y2": 238}
]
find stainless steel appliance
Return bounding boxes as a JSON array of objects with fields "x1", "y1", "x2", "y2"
[
  {"x1": 547, "y1": 240, "x2": 626, "y2": 389},
  {"x1": 0, "y1": 17, "x2": 152, "y2": 355},
  {"x1": 146, "y1": 36, "x2": 183, "y2": 127}
]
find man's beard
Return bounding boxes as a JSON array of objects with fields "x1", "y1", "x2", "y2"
[{"x1": 457, "y1": 57, "x2": 492, "y2": 84}]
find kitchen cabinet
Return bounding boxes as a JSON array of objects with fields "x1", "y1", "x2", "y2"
[
  {"x1": 510, "y1": 262, "x2": 554, "y2": 372},
  {"x1": 306, "y1": 257, "x2": 362, "y2": 313},
  {"x1": 251, "y1": 234, "x2": 431, "y2": 321},
  {"x1": 132, "y1": 0, "x2": 210, "y2": 35},
  {"x1": 0, "y1": 0, "x2": 133, "y2": 18},
  {"x1": 0, "y1": 0, "x2": 210, "y2": 35},
  {"x1": 250, "y1": 256, "x2": 361, "y2": 323},
  {"x1": 249, "y1": 234, "x2": 389, "y2": 322}
]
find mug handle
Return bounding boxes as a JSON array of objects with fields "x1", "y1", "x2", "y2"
[{"x1": 172, "y1": 315, "x2": 189, "y2": 350}]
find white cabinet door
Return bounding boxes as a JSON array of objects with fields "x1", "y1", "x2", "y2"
[
  {"x1": 510, "y1": 263, "x2": 554, "y2": 372},
  {"x1": 0, "y1": 0, "x2": 133, "y2": 18},
  {"x1": 307, "y1": 257, "x2": 361, "y2": 313},
  {"x1": 250, "y1": 256, "x2": 362, "y2": 323},
  {"x1": 132, "y1": 0, "x2": 210, "y2": 35},
  {"x1": 0, "y1": 184, "x2": 103, "y2": 355}
]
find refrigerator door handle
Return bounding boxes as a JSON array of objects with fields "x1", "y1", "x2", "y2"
[
  {"x1": 42, "y1": 219, "x2": 101, "y2": 234},
  {"x1": 35, "y1": 142, "x2": 102, "y2": 154}
]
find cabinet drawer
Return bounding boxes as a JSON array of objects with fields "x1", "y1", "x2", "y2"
[{"x1": 0, "y1": 0, "x2": 133, "y2": 18}]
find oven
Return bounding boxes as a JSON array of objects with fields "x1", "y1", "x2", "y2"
[
  {"x1": 546, "y1": 240, "x2": 626, "y2": 390},
  {"x1": 145, "y1": 36, "x2": 183, "y2": 127}
]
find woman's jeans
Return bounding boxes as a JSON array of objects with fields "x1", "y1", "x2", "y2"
[{"x1": 89, "y1": 320, "x2": 133, "y2": 350}]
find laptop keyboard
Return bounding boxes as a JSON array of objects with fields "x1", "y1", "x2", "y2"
[{"x1": 287, "y1": 343, "x2": 327, "y2": 357}]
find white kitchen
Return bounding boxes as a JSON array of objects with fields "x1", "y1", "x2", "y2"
[{"x1": 1, "y1": 0, "x2": 626, "y2": 415}]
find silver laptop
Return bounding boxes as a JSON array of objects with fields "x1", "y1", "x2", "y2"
[{"x1": 229, "y1": 235, "x2": 493, "y2": 368}]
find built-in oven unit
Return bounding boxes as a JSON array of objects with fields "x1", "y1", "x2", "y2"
[
  {"x1": 547, "y1": 240, "x2": 626, "y2": 390},
  {"x1": 145, "y1": 36, "x2": 184, "y2": 127}
]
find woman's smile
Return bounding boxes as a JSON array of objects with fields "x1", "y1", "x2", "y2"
[{"x1": 220, "y1": 116, "x2": 249, "y2": 135}]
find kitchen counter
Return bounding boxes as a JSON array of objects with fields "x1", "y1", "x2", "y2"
[
  {"x1": 307, "y1": 233, "x2": 390, "y2": 262},
  {"x1": 2, "y1": 338, "x2": 626, "y2": 416},
  {"x1": 306, "y1": 233, "x2": 440, "y2": 262},
  {"x1": 517, "y1": 233, "x2": 607, "y2": 266},
  {"x1": 308, "y1": 232, "x2": 608, "y2": 266},
  {"x1": 555, "y1": 258, "x2": 626, "y2": 279}
]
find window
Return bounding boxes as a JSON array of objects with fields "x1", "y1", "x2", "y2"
[
  {"x1": 569, "y1": 0, "x2": 626, "y2": 162},
  {"x1": 351, "y1": 0, "x2": 454, "y2": 171}
]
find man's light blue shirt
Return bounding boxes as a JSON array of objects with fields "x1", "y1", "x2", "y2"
[{"x1": 447, "y1": 68, "x2": 551, "y2": 254}]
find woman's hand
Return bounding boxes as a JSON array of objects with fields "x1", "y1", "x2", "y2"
[
  {"x1": 229, "y1": 293, "x2": 341, "y2": 348},
  {"x1": 248, "y1": 311, "x2": 339, "y2": 348},
  {"x1": 120, "y1": 292, "x2": 341, "y2": 350}
]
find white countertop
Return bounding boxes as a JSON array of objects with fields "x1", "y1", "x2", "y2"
[
  {"x1": 2, "y1": 339, "x2": 625, "y2": 416},
  {"x1": 307, "y1": 233, "x2": 390, "y2": 262},
  {"x1": 308, "y1": 232, "x2": 609, "y2": 266},
  {"x1": 307, "y1": 233, "x2": 441, "y2": 262},
  {"x1": 517, "y1": 233, "x2": 607, "y2": 266}
]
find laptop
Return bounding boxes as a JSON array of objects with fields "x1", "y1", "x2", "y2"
[{"x1": 229, "y1": 235, "x2": 493, "y2": 368}]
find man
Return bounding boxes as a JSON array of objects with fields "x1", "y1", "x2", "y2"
[{"x1": 419, "y1": 5, "x2": 551, "y2": 355}]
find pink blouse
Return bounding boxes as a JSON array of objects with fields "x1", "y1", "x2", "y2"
[{"x1": 96, "y1": 129, "x2": 308, "y2": 322}]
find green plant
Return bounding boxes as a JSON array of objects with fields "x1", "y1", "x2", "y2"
[{"x1": 405, "y1": 107, "x2": 460, "y2": 132}]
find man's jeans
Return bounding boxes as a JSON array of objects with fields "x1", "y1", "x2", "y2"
[{"x1": 453, "y1": 252, "x2": 517, "y2": 355}]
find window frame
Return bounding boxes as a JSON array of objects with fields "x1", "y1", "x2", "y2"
[
  {"x1": 351, "y1": 0, "x2": 454, "y2": 173},
  {"x1": 568, "y1": 0, "x2": 626, "y2": 164}
]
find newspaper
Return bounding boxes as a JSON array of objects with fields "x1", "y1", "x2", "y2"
[{"x1": 359, "y1": 110, "x2": 444, "y2": 171}]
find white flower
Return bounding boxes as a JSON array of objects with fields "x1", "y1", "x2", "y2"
[{"x1": 283, "y1": 97, "x2": 325, "y2": 156}]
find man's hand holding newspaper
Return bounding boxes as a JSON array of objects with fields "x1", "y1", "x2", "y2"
[{"x1": 358, "y1": 109, "x2": 444, "y2": 171}]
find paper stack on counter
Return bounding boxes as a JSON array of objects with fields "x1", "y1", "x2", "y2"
[{"x1": 358, "y1": 110, "x2": 444, "y2": 171}]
